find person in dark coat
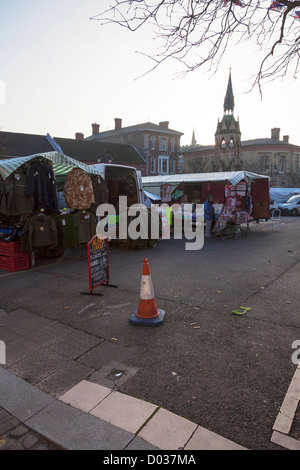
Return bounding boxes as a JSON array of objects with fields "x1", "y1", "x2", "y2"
[{"x1": 204, "y1": 194, "x2": 215, "y2": 238}]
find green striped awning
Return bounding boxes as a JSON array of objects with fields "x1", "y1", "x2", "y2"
[{"x1": 0, "y1": 151, "x2": 102, "y2": 180}]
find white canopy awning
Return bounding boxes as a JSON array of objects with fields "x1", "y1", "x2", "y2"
[
  {"x1": 0, "y1": 151, "x2": 101, "y2": 180},
  {"x1": 142, "y1": 171, "x2": 269, "y2": 188}
]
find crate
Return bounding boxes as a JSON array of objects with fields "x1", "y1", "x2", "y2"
[
  {"x1": 0, "y1": 241, "x2": 22, "y2": 257},
  {"x1": 0, "y1": 254, "x2": 30, "y2": 272}
]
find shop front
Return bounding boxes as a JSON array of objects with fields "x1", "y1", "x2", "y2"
[{"x1": 142, "y1": 171, "x2": 270, "y2": 238}]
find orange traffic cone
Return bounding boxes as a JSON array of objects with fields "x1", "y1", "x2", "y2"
[{"x1": 129, "y1": 258, "x2": 165, "y2": 326}]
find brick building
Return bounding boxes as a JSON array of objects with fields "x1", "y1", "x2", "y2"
[{"x1": 85, "y1": 119, "x2": 183, "y2": 176}]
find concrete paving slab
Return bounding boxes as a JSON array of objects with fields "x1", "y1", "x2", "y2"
[
  {"x1": 0, "y1": 309, "x2": 52, "y2": 335},
  {"x1": 184, "y1": 425, "x2": 246, "y2": 450},
  {"x1": 48, "y1": 330, "x2": 101, "y2": 360},
  {"x1": 138, "y1": 408, "x2": 197, "y2": 450},
  {"x1": 25, "y1": 400, "x2": 135, "y2": 450},
  {"x1": 0, "y1": 326, "x2": 20, "y2": 344},
  {"x1": 125, "y1": 436, "x2": 160, "y2": 451},
  {"x1": 90, "y1": 390, "x2": 157, "y2": 434},
  {"x1": 59, "y1": 380, "x2": 112, "y2": 412},
  {"x1": 35, "y1": 361, "x2": 94, "y2": 398},
  {"x1": 271, "y1": 430, "x2": 300, "y2": 450},
  {"x1": 21, "y1": 321, "x2": 75, "y2": 346},
  {"x1": 272, "y1": 362, "x2": 300, "y2": 442},
  {"x1": 0, "y1": 367, "x2": 54, "y2": 421},
  {"x1": 288, "y1": 371, "x2": 300, "y2": 401},
  {"x1": 8, "y1": 347, "x2": 70, "y2": 385},
  {"x1": 5, "y1": 336, "x2": 43, "y2": 368}
]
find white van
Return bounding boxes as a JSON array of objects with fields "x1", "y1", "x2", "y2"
[{"x1": 91, "y1": 163, "x2": 144, "y2": 208}]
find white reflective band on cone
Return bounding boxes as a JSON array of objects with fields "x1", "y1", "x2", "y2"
[{"x1": 140, "y1": 275, "x2": 155, "y2": 300}]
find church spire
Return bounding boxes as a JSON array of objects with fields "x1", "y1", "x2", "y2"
[
  {"x1": 223, "y1": 69, "x2": 234, "y2": 114},
  {"x1": 191, "y1": 129, "x2": 197, "y2": 146}
]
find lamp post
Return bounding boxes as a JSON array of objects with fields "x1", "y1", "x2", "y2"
[{"x1": 178, "y1": 153, "x2": 184, "y2": 173}]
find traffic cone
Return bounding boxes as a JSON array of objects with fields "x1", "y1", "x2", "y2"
[{"x1": 129, "y1": 258, "x2": 165, "y2": 326}]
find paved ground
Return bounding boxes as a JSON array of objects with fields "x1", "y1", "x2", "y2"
[{"x1": 0, "y1": 216, "x2": 299, "y2": 450}]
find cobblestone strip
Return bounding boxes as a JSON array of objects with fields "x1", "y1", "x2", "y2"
[{"x1": 0, "y1": 407, "x2": 60, "y2": 450}]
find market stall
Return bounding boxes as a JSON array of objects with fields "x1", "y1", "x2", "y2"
[
  {"x1": 0, "y1": 151, "x2": 109, "y2": 270},
  {"x1": 142, "y1": 171, "x2": 270, "y2": 238}
]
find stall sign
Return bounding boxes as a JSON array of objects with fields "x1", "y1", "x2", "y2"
[
  {"x1": 87, "y1": 235, "x2": 109, "y2": 291},
  {"x1": 160, "y1": 183, "x2": 172, "y2": 203}
]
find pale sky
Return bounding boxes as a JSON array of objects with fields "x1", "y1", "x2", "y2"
[{"x1": 1, "y1": 0, "x2": 300, "y2": 147}]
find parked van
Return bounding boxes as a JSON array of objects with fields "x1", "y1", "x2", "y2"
[{"x1": 278, "y1": 195, "x2": 300, "y2": 216}]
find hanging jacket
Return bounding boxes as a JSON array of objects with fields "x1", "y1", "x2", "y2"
[
  {"x1": 20, "y1": 213, "x2": 57, "y2": 251},
  {"x1": 63, "y1": 168, "x2": 95, "y2": 210},
  {"x1": 1, "y1": 172, "x2": 34, "y2": 216},
  {"x1": 25, "y1": 162, "x2": 58, "y2": 212},
  {"x1": 73, "y1": 211, "x2": 96, "y2": 244},
  {"x1": 89, "y1": 174, "x2": 108, "y2": 214},
  {"x1": 51, "y1": 213, "x2": 78, "y2": 249}
]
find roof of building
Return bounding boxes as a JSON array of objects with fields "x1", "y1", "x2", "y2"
[
  {"x1": 86, "y1": 121, "x2": 184, "y2": 140},
  {"x1": 0, "y1": 131, "x2": 53, "y2": 157},
  {"x1": 181, "y1": 137, "x2": 300, "y2": 154},
  {"x1": 54, "y1": 137, "x2": 145, "y2": 164},
  {"x1": 0, "y1": 131, "x2": 145, "y2": 165},
  {"x1": 241, "y1": 138, "x2": 296, "y2": 147}
]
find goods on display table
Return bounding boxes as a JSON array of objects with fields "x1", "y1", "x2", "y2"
[
  {"x1": 0, "y1": 152, "x2": 109, "y2": 271},
  {"x1": 213, "y1": 182, "x2": 252, "y2": 236},
  {"x1": 142, "y1": 171, "x2": 270, "y2": 239}
]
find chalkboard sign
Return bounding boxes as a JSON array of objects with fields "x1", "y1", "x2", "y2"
[{"x1": 87, "y1": 235, "x2": 109, "y2": 291}]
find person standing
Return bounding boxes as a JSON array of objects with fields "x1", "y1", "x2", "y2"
[{"x1": 204, "y1": 194, "x2": 215, "y2": 238}]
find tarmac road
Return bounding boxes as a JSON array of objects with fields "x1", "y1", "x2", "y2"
[{"x1": 0, "y1": 216, "x2": 299, "y2": 450}]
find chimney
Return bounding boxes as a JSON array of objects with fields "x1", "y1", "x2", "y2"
[
  {"x1": 115, "y1": 118, "x2": 122, "y2": 130},
  {"x1": 75, "y1": 132, "x2": 84, "y2": 141},
  {"x1": 283, "y1": 135, "x2": 289, "y2": 143},
  {"x1": 159, "y1": 121, "x2": 169, "y2": 129},
  {"x1": 271, "y1": 127, "x2": 280, "y2": 140},
  {"x1": 92, "y1": 123, "x2": 100, "y2": 135}
]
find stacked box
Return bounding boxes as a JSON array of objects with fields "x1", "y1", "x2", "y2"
[
  {"x1": 0, "y1": 242, "x2": 29, "y2": 271},
  {"x1": 0, "y1": 241, "x2": 22, "y2": 256}
]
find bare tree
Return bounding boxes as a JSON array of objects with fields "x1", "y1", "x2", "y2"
[
  {"x1": 91, "y1": 0, "x2": 300, "y2": 91},
  {"x1": 186, "y1": 156, "x2": 209, "y2": 173}
]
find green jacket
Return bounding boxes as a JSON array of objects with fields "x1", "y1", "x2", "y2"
[
  {"x1": 51, "y1": 213, "x2": 78, "y2": 249},
  {"x1": 74, "y1": 211, "x2": 96, "y2": 244},
  {"x1": 21, "y1": 213, "x2": 57, "y2": 251},
  {"x1": 0, "y1": 173, "x2": 34, "y2": 216}
]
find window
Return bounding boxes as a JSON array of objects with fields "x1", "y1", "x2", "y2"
[
  {"x1": 158, "y1": 156, "x2": 169, "y2": 174},
  {"x1": 151, "y1": 136, "x2": 156, "y2": 150},
  {"x1": 150, "y1": 157, "x2": 156, "y2": 174},
  {"x1": 279, "y1": 155, "x2": 286, "y2": 173},
  {"x1": 260, "y1": 155, "x2": 270, "y2": 172},
  {"x1": 171, "y1": 138, "x2": 175, "y2": 152},
  {"x1": 170, "y1": 159, "x2": 176, "y2": 174},
  {"x1": 159, "y1": 137, "x2": 167, "y2": 151}
]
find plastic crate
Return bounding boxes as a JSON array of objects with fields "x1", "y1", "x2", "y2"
[
  {"x1": 0, "y1": 254, "x2": 30, "y2": 272},
  {"x1": 0, "y1": 241, "x2": 22, "y2": 257}
]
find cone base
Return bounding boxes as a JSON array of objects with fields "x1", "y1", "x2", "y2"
[{"x1": 129, "y1": 309, "x2": 165, "y2": 326}]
